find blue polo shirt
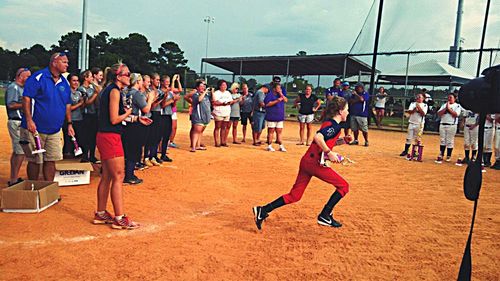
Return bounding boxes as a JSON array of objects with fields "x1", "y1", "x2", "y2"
[
  {"x1": 350, "y1": 91, "x2": 370, "y2": 117},
  {"x1": 21, "y1": 68, "x2": 71, "y2": 134}
]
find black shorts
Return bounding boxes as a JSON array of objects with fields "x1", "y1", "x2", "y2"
[
  {"x1": 240, "y1": 112, "x2": 253, "y2": 126},
  {"x1": 230, "y1": 117, "x2": 240, "y2": 122}
]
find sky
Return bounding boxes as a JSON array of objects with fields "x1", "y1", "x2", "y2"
[{"x1": 0, "y1": 0, "x2": 499, "y2": 78}]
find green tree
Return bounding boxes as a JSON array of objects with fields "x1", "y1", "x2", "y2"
[
  {"x1": 0, "y1": 47, "x2": 18, "y2": 80},
  {"x1": 109, "y1": 33, "x2": 155, "y2": 74},
  {"x1": 155, "y1": 41, "x2": 188, "y2": 75}
]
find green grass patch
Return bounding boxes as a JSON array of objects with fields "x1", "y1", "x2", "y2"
[{"x1": 0, "y1": 88, "x2": 5, "y2": 106}]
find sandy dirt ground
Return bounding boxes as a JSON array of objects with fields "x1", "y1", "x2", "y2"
[{"x1": 0, "y1": 109, "x2": 498, "y2": 281}]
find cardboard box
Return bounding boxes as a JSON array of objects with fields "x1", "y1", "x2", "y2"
[
  {"x1": 54, "y1": 160, "x2": 94, "y2": 186},
  {"x1": 1, "y1": 180, "x2": 60, "y2": 213}
]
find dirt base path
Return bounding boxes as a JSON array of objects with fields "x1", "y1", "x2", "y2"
[{"x1": 0, "y1": 110, "x2": 498, "y2": 280}]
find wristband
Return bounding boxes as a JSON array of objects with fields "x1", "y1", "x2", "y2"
[
  {"x1": 67, "y1": 121, "x2": 73, "y2": 125},
  {"x1": 324, "y1": 150, "x2": 331, "y2": 154}
]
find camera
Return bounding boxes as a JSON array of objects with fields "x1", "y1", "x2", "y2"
[{"x1": 459, "y1": 65, "x2": 500, "y2": 113}]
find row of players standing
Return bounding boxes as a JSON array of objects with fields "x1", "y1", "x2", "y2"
[{"x1": 399, "y1": 90, "x2": 500, "y2": 169}]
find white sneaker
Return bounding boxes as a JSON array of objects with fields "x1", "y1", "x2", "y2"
[
  {"x1": 266, "y1": 145, "x2": 275, "y2": 152},
  {"x1": 279, "y1": 145, "x2": 287, "y2": 152}
]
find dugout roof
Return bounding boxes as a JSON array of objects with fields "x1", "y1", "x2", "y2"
[{"x1": 202, "y1": 54, "x2": 375, "y2": 76}]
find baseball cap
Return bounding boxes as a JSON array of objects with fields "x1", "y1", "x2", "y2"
[
  {"x1": 272, "y1": 76, "x2": 281, "y2": 83},
  {"x1": 341, "y1": 82, "x2": 350, "y2": 86}
]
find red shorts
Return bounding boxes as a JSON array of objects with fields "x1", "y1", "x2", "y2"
[{"x1": 96, "y1": 132, "x2": 124, "y2": 161}]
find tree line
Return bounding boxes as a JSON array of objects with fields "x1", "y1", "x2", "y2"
[{"x1": 0, "y1": 31, "x2": 198, "y2": 83}]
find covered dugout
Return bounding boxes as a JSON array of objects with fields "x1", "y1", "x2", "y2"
[{"x1": 202, "y1": 54, "x2": 375, "y2": 79}]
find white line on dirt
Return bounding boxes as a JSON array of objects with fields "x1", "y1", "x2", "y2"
[{"x1": 0, "y1": 211, "x2": 212, "y2": 247}]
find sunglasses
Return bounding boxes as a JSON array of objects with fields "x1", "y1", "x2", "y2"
[
  {"x1": 53, "y1": 52, "x2": 68, "y2": 60},
  {"x1": 16, "y1": 67, "x2": 30, "y2": 77}
]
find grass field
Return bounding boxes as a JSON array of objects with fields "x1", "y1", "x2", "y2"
[{"x1": 0, "y1": 109, "x2": 498, "y2": 280}]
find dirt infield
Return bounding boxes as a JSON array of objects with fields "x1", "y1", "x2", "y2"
[{"x1": 0, "y1": 109, "x2": 498, "y2": 280}]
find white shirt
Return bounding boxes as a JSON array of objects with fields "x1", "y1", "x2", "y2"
[
  {"x1": 463, "y1": 110, "x2": 479, "y2": 126},
  {"x1": 375, "y1": 92, "x2": 388, "y2": 108},
  {"x1": 439, "y1": 103, "x2": 461, "y2": 125},
  {"x1": 212, "y1": 90, "x2": 232, "y2": 117},
  {"x1": 485, "y1": 114, "x2": 495, "y2": 128},
  {"x1": 408, "y1": 102, "x2": 428, "y2": 124}
]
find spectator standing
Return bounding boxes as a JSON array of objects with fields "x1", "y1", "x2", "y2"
[
  {"x1": 339, "y1": 82, "x2": 354, "y2": 136},
  {"x1": 348, "y1": 83, "x2": 370, "y2": 147},
  {"x1": 239, "y1": 83, "x2": 253, "y2": 143},
  {"x1": 20, "y1": 52, "x2": 74, "y2": 181},
  {"x1": 212, "y1": 80, "x2": 233, "y2": 147},
  {"x1": 324, "y1": 78, "x2": 342, "y2": 106},
  {"x1": 229, "y1": 82, "x2": 243, "y2": 144},
  {"x1": 80, "y1": 70, "x2": 100, "y2": 163},
  {"x1": 252, "y1": 85, "x2": 269, "y2": 146},
  {"x1": 374, "y1": 86, "x2": 388, "y2": 128},
  {"x1": 264, "y1": 83, "x2": 288, "y2": 152},
  {"x1": 294, "y1": 85, "x2": 321, "y2": 146},
  {"x1": 63, "y1": 73, "x2": 85, "y2": 158},
  {"x1": 5, "y1": 67, "x2": 31, "y2": 186}
]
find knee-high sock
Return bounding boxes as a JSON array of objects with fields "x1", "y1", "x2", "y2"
[
  {"x1": 263, "y1": 196, "x2": 285, "y2": 213},
  {"x1": 320, "y1": 191, "x2": 343, "y2": 217}
]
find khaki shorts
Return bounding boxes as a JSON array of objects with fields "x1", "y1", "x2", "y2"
[
  {"x1": 213, "y1": 115, "x2": 230, "y2": 122},
  {"x1": 7, "y1": 120, "x2": 24, "y2": 155},
  {"x1": 20, "y1": 127, "x2": 63, "y2": 164},
  {"x1": 267, "y1": 121, "x2": 284, "y2": 129},
  {"x1": 351, "y1": 116, "x2": 368, "y2": 132}
]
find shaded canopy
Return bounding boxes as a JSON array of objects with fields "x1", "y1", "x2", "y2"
[
  {"x1": 202, "y1": 54, "x2": 375, "y2": 76},
  {"x1": 378, "y1": 60, "x2": 474, "y2": 86}
]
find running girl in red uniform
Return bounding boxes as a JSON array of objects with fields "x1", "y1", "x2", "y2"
[{"x1": 253, "y1": 96, "x2": 352, "y2": 229}]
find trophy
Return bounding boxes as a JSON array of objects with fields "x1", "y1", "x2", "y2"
[
  {"x1": 32, "y1": 131, "x2": 46, "y2": 154},
  {"x1": 72, "y1": 136, "x2": 83, "y2": 156}
]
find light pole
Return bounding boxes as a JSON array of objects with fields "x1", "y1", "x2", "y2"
[
  {"x1": 201, "y1": 16, "x2": 215, "y2": 75},
  {"x1": 204, "y1": 16, "x2": 215, "y2": 58}
]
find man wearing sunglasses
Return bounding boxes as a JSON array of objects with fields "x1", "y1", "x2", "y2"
[
  {"x1": 20, "y1": 52, "x2": 74, "y2": 181},
  {"x1": 6, "y1": 67, "x2": 31, "y2": 186}
]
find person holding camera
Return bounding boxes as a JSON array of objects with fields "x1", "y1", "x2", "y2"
[
  {"x1": 169, "y1": 74, "x2": 183, "y2": 149},
  {"x1": 159, "y1": 75, "x2": 176, "y2": 162},
  {"x1": 212, "y1": 80, "x2": 233, "y2": 147},
  {"x1": 190, "y1": 81, "x2": 212, "y2": 152},
  {"x1": 348, "y1": 83, "x2": 370, "y2": 146},
  {"x1": 435, "y1": 93, "x2": 461, "y2": 163}
]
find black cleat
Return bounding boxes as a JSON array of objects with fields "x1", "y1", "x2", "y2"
[
  {"x1": 252, "y1": 206, "x2": 268, "y2": 230},
  {"x1": 161, "y1": 155, "x2": 173, "y2": 162},
  {"x1": 317, "y1": 214, "x2": 342, "y2": 228},
  {"x1": 399, "y1": 151, "x2": 407, "y2": 157}
]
